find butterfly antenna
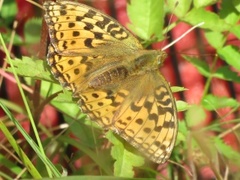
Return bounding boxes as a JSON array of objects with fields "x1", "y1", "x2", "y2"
[
  {"x1": 26, "y1": 0, "x2": 43, "y2": 9},
  {"x1": 162, "y1": 22, "x2": 205, "y2": 51}
]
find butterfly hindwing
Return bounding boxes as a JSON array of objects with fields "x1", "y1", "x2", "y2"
[{"x1": 79, "y1": 70, "x2": 177, "y2": 164}]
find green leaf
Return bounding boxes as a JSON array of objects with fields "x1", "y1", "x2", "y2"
[
  {"x1": 178, "y1": 120, "x2": 188, "y2": 137},
  {"x1": 166, "y1": 0, "x2": 192, "y2": 18},
  {"x1": 183, "y1": 55, "x2": 210, "y2": 77},
  {"x1": 217, "y1": 45, "x2": 240, "y2": 71},
  {"x1": 127, "y1": 0, "x2": 164, "y2": 41},
  {"x1": 193, "y1": 0, "x2": 218, "y2": 8},
  {"x1": 6, "y1": 57, "x2": 53, "y2": 82},
  {"x1": 176, "y1": 100, "x2": 189, "y2": 112},
  {"x1": 213, "y1": 66, "x2": 240, "y2": 83},
  {"x1": 233, "y1": 0, "x2": 240, "y2": 12},
  {"x1": 182, "y1": 8, "x2": 231, "y2": 31},
  {"x1": 106, "y1": 131, "x2": 144, "y2": 177},
  {"x1": 202, "y1": 94, "x2": 239, "y2": 110},
  {"x1": 186, "y1": 105, "x2": 206, "y2": 127},
  {"x1": 171, "y1": 86, "x2": 188, "y2": 93},
  {"x1": 204, "y1": 31, "x2": 226, "y2": 49},
  {"x1": 40, "y1": 80, "x2": 85, "y2": 119},
  {"x1": 219, "y1": 0, "x2": 240, "y2": 25},
  {"x1": 230, "y1": 24, "x2": 240, "y2": 39},
  {"x1": 52, "y1": 93, "x2": 82, "y2": 118}
]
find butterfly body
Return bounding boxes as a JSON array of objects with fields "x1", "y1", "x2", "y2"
[{"x1": 44, "y1": 0, "x2": 177, "y2": 164}]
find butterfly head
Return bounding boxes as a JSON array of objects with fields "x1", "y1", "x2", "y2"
[
  {"x1": 133, "y1": 50, "x2": 167, "y2": 72},
  {"x1": 156, "y1": 50, "x2": 167, "y2": 66}
]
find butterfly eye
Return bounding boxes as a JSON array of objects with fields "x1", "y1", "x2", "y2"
[
  {"x1": 157, "y1": 56, "x2": 163, "y2": 66},
  {"x1": 157, "y1": 51, "x2": 167, "y2": 66}
]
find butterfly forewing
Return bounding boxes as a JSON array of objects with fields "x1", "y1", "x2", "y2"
[
  {"x1": 44, "y1": 0, "x2": 178, "y2": 164},
  {"x1": 44, "y1": 1, "x2": 143, "y2": 54}
]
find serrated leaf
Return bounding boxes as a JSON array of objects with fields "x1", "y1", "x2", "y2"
[
  {"x1": 183, "y1": 55, "x2": 210, "y2": 77},
  {"x1": 183, "y1": 8, "x2": 231, "y2": 31},
  {"x1": 127, "y1": 0, "x2": 164, "y2": 41},
  {"x1": 213, "y1": 66, "x2": 240, "y2": 83},
  {"x1": 202, "y1": 94, "x2": 239, "y2": 110},
  {"x1": 217, "y1": 45, "x2": 240, "y2": 70},
  {"x1": 106, "y1": 131, "x2": 144, "y2": 177},
  {"x1": 214, "y1": 137, "x2": 240, "y2": 166},
  {"x1": 7, "y1": 57, "x2": 52, "y2": 82},
  {"x1": 166, "y1": 0, "x2": 192, "y2": 18}
]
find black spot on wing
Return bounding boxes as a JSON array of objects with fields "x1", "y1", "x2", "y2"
[
  {"x1": 84, "y1": 38, "x2": 93, "y2": 48},
  {"x1": 84, "y1": 9, "x2": 97, "y2": 18},
  {"x1": 96, "y1": 16, "x2": 111, "y2": 29}
]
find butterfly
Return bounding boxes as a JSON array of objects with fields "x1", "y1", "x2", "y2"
[{"x1": 43, "y1": 0, "x2": 178, "y2": 164}]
